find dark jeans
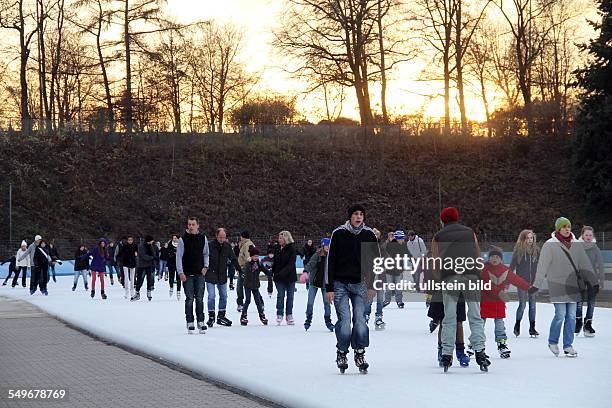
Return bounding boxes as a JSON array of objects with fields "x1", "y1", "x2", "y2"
[
  {"x1": 236, "y1": 274, "x2": 244, "y2": 306},
  {"x1": 106, "y1": 263, "x2": 120, "y2": 278},
  {"x1": 244, "y1": 288, "x2": 265, "y2": 314},
  {"x1": 168, "y1": 264, "x2": 182, "y2": 291},
  {"x1": 3, "y1": 268, "x2": 15, "y2": 284},
  {"x1": 275, "y1": 281, "x2": 295, "y2": 316},
  {"x1": 267, "y1": 276, "x2": 273, "y2": 294},
  {"x1": 135, "y1": 267, "x2": 154, "y2": 292},
  {"x1": 183, "y1": 275, "x2": 206, "y2": 323},
  {"x1": 13, "y1": 267, "x2": 28, "y2": 287},
  {"x1": 30, "y1": 266, "x2": 48, "y2": 292},
  {"x1": 576, "y1": 296, "x2": 596, "y2": 320}
]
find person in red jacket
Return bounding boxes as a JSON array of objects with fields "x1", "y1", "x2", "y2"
[{"x1": 480, "y1": 246, "x2": 530, "y2": 359}]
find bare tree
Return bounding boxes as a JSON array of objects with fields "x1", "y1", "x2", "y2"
[
  {"x1": 71, "y1": 0, "x2": 116, "y2": 131},
  {"x1": 275, "y1": 0, "x2": 383, "y2": 127},
  {"x1": 0, "y1": 0, "x2": 39, "y2": 133},
  {"x1": 190, "y1": 22, "x2": 255, "y2": 132},
  {"x1": 114, "y1": 0, "x2": 167, "y2": 134},
  {"x1": 495, "y1": 0, "x2": 557, "y2": 136}
]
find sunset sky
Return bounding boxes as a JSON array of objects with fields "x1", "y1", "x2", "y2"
[{"x1": 161, "y1": 0, "x2": 599, "y2": 123}]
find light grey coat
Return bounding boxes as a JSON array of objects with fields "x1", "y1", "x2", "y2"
[
  {"x1": 534, "y1": 233, "x2": 598, "y2": 303},
  {"x1": 579, "y1": 239, "x2": 605, "y2": 286}
]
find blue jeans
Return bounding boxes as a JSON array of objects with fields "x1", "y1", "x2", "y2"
[
  {"x1": 516, "y1": 289, "x2": 537, "y2": 322},
  {"x1": 244, "y1": 289, "x2": 265, "y2": 314},
  {"x1": 576, "y1": 297, "x2": 596, "y2": 320},
  {"x1": 333, "y1": 281, "x2": 369, "y2": 352},
  {"x1": 384, "y1": 273, "x2": 403, "y2": 303},
  {"x1": 236, "y1": 274, "x2": 244, "y2": 306},
  {"x1": 549, "y1": 303, "x2": 577, "y2": 349},
  {"x1": 365, "y1": 288, "x2": 384, "y2": 318},
  {"x1": 275, "y1": 281, "x2": 295, "y2": 316},
  {"x1": 73, "y1": 270, "x2": 88, "y2": 289},
  {"x1": 206, "y1": 282, "x2": 228, "y2": 312},
  {"x1": 106, "y1": 263, "x2": 119, "y2": 278},
  {"x1": 158, "y1": 260, "x2": 167, "y2": 277},
  {"x1": 305, "y1": 286, "x2": 331, "y2": 318},
  {"x1": 183, "y1": 275, "x2": 206, "y2": 324},
  {"x1": 484, "y1": 318, "x2": 507, "y2": 341}
]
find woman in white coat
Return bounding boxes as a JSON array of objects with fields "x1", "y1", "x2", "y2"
[
  {"x1": 530, "y1": 217, "x2": 599, "y2": 357},
  {"x1": 14, "y1": 241, "x2": 30, "y2": 287}
]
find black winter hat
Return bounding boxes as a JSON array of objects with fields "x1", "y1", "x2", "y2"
[
  {"x1": 145, "y1": 235, "x2": 154, "y2": 243},
  {"x1": 347, "y1": 203, "x2": 366, "y2": 220},
  {"x1": 241, "y1": 230, "x2": 250, "y2": 239}
]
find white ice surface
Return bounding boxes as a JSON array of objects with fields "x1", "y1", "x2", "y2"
[{"x1": 2, "y1": 276, "x2": 611, "y2": 408}]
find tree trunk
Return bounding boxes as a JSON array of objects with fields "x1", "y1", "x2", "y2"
[
  {"x1": 377, "y1": 0, "x2": 388, "y2": 125},
  {"x1": 455, "y1": 1, "x2": 468, "y2": 137},
  {"x1": 97, "y1": 1, "x2": 114, "y2": 132},
  {"x1": 123, "y1": 0, "x2": 133, "y2": 134}
]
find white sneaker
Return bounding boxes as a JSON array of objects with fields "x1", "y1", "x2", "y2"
[
  {"x1": 187, "y1": 322, "x2": 195, "y2": 334},
  {"x1": 276, "y1": 315, "x2": 283, "y2": 325},
  {"x1": 198, "y1": 322, "x2": 207, "y2": 334},
  {"x1": 563, "y1": 346, "x2": 578, "y2": 357},
  {"x1": 286, "y1": 315, "x2": 295, "y2": 325},
  {"x1": 548, "y1": 344, "x2": 560, "y2": 356}
]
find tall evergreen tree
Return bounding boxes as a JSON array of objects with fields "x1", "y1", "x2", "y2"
[{"x1": 574, "y1": 0, "x2": 612, "y2": 210}]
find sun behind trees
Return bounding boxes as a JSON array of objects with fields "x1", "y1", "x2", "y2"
[{"x1": 0, "y1": 0, "x2": 602, "y2": 142}]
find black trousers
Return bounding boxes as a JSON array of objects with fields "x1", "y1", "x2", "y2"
[
  {"x1": 135, "y1": 266, "x2": 154, "y2": 292},
  {"x1": 168, "y1": 264, "x2": 182, "y2": 291},
  {"x1": 12, "y1": 267, "x2": 28, "y2": 287},
  {"x1": 30, "y1": 266, "x2": 48, "y2": 292}
]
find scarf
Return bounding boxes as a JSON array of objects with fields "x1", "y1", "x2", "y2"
[
  {"x1": 343, "y1": 220, "x2": 365, "y2": 235},
  {"x1": 554, "y1": 231, "x2": 572, "y2": 249}
]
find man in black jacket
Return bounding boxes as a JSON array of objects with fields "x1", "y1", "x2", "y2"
[
  {"x1": 206, "y1": 228, "x2": 241, "y2": 327},
  {"x1": 133, "y1": 236, "x2": 156, "y2": 301},
  {"x1": 325, "y1": 204, "x2": 378, "y2": 374},
  {"x1": 177, "y1": 217, "x2": 210, "y2": 334}
]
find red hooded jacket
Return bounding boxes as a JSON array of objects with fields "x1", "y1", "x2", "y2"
[{"x1": 480, "y1": 262, "x2": 530, "y2": 319}]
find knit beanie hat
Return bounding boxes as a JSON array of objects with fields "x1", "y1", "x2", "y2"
[
  {"x1": 394, "y1": 230, "x2": 406, "y2": 240},
  {"x1": 488, "y1": 246, "x2": 503, "y2": 260},
  {"x1": 248, "y1": 246, "x2": 260, "y2": 257},
  {"x1": 555, "y1": 217, "x2": 571, "y2": 232},
  {"x1": 347, "y1": 203, "x2": 366, "y2": 219},
  {"x1": 320, "y1": 238, "x2": 331, "y2": 247},
  {"x1": 21, "y1": 240, "x2": 27, "y2": 247},
  {"x1": 440, "y1": 207, "x2": 459, "y2": 224}
]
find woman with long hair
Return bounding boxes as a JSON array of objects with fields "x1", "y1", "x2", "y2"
[
  {"x1": 510, "y1": 229, "x2": 540, "y2": 337},
  {"x1": 272, "y1": 230, "x2": 297, "y2": 325},
  {"x1": 576, "y1": 226, "x2": 605, "y2": 337},
  {"x1": 79, "y1": 238, "x2": 111, "y2": 299}
]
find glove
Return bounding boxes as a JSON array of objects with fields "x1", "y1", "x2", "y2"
[{"x1": 528, "y1": 286, "x2": 539, "y2": 295}]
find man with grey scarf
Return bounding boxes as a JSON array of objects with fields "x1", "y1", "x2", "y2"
[{"x1": 325, "y1": 204, "x2": 378, "y2": 374}]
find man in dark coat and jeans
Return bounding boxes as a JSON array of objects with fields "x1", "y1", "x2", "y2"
[
  {"x1": 206, "y1": 227, "x2": 241, "y2": 327},
  {"x1": 133, "y1": 236, "x2": 156, "y2": 301},
  {"x1": 326, "y1": 204, "x2": 378, "y2": 373},
  {"x1": 177, "y1": 217, "x2": 210, "y2": 334}
]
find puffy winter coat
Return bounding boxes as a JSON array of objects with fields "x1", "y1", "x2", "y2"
[
  {"x1": 534, "y1": 233, "x2": 598, "y2": 303},
  {"x1": 480, "y1": 262, "x2": 530, "y2": 318},
  {"x1": 242, "y1": 260, "x2": 271, "y2": 290},
  {"x1": 272, "y1": 243, "x2": 297, "y2": 283},
  {"x1": 206, "y1": 239, "x2": 241, "y2": 285}
]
